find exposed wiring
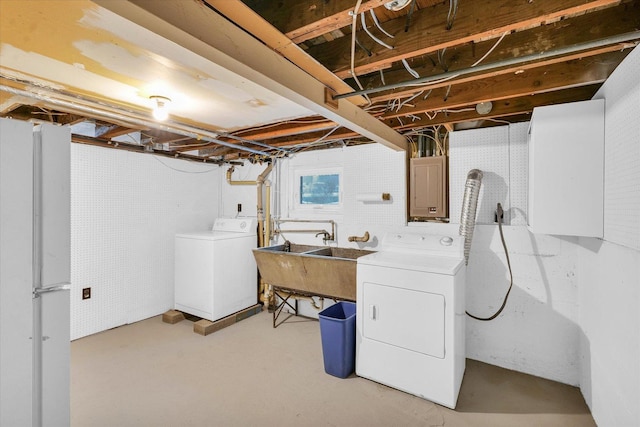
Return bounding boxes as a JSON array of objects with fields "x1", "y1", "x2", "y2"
[
  {"x1": 369, "y1": 9, "x2": 394, "y2": 39},
  {"x1": 446, "y1": 0, "x2": 459, "y2": 30},
  {"x1": 443, "y1": 84, "x2": 452, "y2": 101},
  {"x1": 379, "y1": 69, "x2": 386, "y2": 85},
  {"x1": 289, "y1": 126, "x2": 342, "y2": 154},
  {"x1": 152, "y1": 155, "x2": 218, "y2": 173},
  {"x1": 484, "y1": 117, "x2": 512, "y2": 124},
  {"x1": 471, "y1": 31, "x2": 509, "y2": 67},
  {"x1": 361, "y1": 12, "x2": 394, "y2": 50},
  {"x1": 402, "y1": 58, "x2": 420, "y2": 78},
  {"x1": 349, "y1": 0, "x2": 372, "y2": 105},
  {"x1": 396, "y1": 90, "x2": 424, "y2": 111},
  {"x1": 466, "y1": 203, "x2": 514, "y2": 321},
  {"x1": 442, "y1": 107, "x2": 475, "y2": 113},
  {"x1": 438, "y1": 48, "x2": 448, "y2": 71},
  {"x1": 396, "y1": 30, "x2": 511, "y2": 92},
  {"x1": 404, "y1": 0, "x2": 417, "y2": 32}
]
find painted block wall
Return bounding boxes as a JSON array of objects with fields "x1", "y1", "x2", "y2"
[
  {"x1": 448, "y1": 123, "x2": 581, "y2": 386},
  {"x1": 578, "y1": 44, "x2": 640, "y2": 427},
  {"x1": 262, "y1": 144, "x2": 407, "y2": 317},
  {"x1": 70, "y1": 144, "x2": 219, "y2": 340}
]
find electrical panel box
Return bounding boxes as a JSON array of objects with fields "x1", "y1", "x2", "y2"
[
  {"x1": 528, "y1": 99, "x2": 604, "y2": 237},
  {"x1": 410, "y1": 156, "x2": 447, "y2": 218}
]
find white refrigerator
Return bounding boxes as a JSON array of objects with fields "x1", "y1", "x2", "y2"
[{"x1": 0, "y1": 118, "x2": 71, "y2": 426}]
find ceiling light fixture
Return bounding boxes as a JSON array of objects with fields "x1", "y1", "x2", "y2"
[
  {"x1": 475, "y1": 101, "x2": 493, "y2": 115},
  {"x1": 384, "y1": 0, "x2": 412, "y2": 11},
  {"x1": 150, "y1": 95, "x2": 171, "y2": 121}
]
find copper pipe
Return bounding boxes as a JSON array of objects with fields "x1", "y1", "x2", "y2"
[{"x1": 348, "y1": 231, "x2": 370, "y2": 242}]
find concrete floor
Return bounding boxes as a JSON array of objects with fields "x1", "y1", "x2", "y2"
[{"x1": 71, "y1": 311, "x2": 595, "y2": 426}]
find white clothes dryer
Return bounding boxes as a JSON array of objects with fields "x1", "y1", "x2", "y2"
[
  {"x1": 174, "y1": 218, "x2": 257, "y2": 322},
  {"x1": 356, "y1": 232, "x2": 466, "y2": 409}
]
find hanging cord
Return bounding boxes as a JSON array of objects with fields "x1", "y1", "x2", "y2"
[
  {"x1": 349, "y1": 0, "x2": 372, "y2": 105},
  {"x1": 361, "y1": 12, "x2": 394, "y2": 50},
  {"x1": 466, "y1": 203, "x2": 514, "y2": 321},
  {"x1": 369, "y1": 9, "x2": 394, "y2": 39}
]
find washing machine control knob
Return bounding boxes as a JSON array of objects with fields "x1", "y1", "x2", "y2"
[{"x1": 440, "y1": 236, "x2": 453, "y2": 246}]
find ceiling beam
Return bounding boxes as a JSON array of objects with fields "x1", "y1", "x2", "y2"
[
  {"x1": 226, "y1": 119, "x2": 337, "y2": 141},
  {"x1": 96, "y1": 0, "x2": 408, "y2": 152},
  {"x1": 307, "y1": 0, "x2": 622, "y2": 78},
  {"x1": 240, "y1": 0, "x2": 388, "y2": 44},
  {"x1": 380, "y1": 50, "x2": 629, "y2": 118},
  {"x1": 207, "y1": 0, "x2": 367, "y2": 104}
]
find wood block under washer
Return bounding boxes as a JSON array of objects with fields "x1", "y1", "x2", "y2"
[{"x1": 162, "y1": 309, "x2": 185, "y2": 324}]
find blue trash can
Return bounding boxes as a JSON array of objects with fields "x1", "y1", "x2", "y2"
[{"x1": 318, "y1": 301, "x2": 356, "y2": 378}]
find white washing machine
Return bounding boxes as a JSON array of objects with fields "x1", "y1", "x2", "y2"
[
  {"x1": 174, "y1": 218, "x2": 257, "y2": 322},
  {"x1": 356, "y1": 231, "x2": 466, "y2": 409}
]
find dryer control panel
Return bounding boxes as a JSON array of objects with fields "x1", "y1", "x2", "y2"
[{"x1": 381, "y1": 232, "x2": 463, "y2": 257}]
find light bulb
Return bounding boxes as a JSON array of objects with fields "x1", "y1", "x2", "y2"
[{"x1": 150, "y1": 95, "x2": 171, "y2": 121}]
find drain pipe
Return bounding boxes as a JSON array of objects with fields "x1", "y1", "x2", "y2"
[
  {"x1": 226, "y1": 162, "x2": 274, "y2": 248},
  {"x1": 226, "y1": 162, "x2": 275, "y2": 309},
  {"x1": 1, "y1": 84, "x2": 268, "y2": 156}
]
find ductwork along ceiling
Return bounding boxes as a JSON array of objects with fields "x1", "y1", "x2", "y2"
[{"x1": 1, "y1": 0, "x2": 638, "y2": 162}]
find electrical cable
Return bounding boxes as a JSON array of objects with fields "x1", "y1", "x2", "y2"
[
  {"x1": 466, "y1": 203, "x2": 514, "y2": 321},
  {"x1": 361, "y1": 12, "x2": 394, "y2": 50},
  {"x1": 369, "y1": 9, "x2": 394, "y2": 39},
  {"x1": 349, "y1": 0, "x2": 372, "y2": 105},
  {"x1": 151, "y1": 155, "x2": 218, "y2": 173},
  {"x1": 402, "y1": 58, "x2": 420, "y2": 78}
]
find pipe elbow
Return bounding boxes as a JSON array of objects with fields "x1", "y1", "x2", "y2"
[{"x1": 348, "y1": 231, "x2": 370, "y2": 242}]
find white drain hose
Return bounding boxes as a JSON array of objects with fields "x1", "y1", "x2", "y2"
[{"x1": 459, "y1": 169, "x2": 483, "y2": 265}]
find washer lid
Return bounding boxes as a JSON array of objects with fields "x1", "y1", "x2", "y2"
[{"x1": 357, "y1": 251, "x2": 465, "y2": 275}]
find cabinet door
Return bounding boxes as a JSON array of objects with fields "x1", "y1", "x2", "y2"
[
  {"x1": 528, "y1": 99, "x2": 604, "y2": 237},
  {"x1": 410, "y1": 156, "x2": 447, "y2": 218}
]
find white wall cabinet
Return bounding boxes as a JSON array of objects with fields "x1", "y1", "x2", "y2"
[{"x1": 527, "y1": 99, "x2": 604, "y2": 237}]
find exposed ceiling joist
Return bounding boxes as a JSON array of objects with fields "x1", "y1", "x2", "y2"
[
  {"x1": 308, "y1": 0, "x2": 622, "y2": 78},
  {"x1": 206, "y1": 0, "x2": 368, "y2": 104},
  {"x1": 243, "y1": 0, "x2": 390, "y2": 44},
  {"x1": 381, "y1": 50, "x2": 629, "y2": 118},
  {"x1": 352, "y1": 2, "x2": 640, "y2": 100}
]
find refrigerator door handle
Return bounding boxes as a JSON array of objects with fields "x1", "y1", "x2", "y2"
[{"x1": 33, "y1": 283, "x2": 70, "y2": 298}]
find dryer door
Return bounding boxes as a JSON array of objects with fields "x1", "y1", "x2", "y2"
[{"x1": 362, "y1": 282, "x2": 445, "y2": 358}]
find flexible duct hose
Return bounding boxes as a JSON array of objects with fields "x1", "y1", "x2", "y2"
[{"x1": 459, "y1": 169, "x2": 483, "y2": 265}]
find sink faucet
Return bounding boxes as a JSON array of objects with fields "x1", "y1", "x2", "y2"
[{"x1": 315, "y1": 230, "x2": 332, "y2": 243}]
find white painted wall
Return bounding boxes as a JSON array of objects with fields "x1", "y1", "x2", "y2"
[
  {"x1": 578, "y1": 45, "x2": 640, "y2": 427},
  {"x1": 70, "y1": 145, "x2": 219, "y2": 339},
  {"x1": 447, "y1": 123, "x2": 581, "y2": 386}
]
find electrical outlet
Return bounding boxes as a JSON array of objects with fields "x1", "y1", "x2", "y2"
[
  {"x1": 494, "y1": 210, "x2": 504, "y2": 223},
  {"x1": 82, "y1": 287, "x2": 91, "y2": 300},
  {"x1": 237, "y1": 203, "x2": 242, "y2": 213}
]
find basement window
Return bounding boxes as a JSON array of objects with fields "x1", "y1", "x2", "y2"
[{"x1": 293, "y1": 168, "x2": 342, "y2": 211}]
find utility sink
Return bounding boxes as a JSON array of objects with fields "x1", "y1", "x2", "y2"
[{"x1": 252, "y1": 243, "x2": 375, "y2": 301}]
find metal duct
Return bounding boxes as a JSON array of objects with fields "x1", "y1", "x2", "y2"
[{"x1": 459, "y1": 169, "x2": 483, "y2": 265}]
